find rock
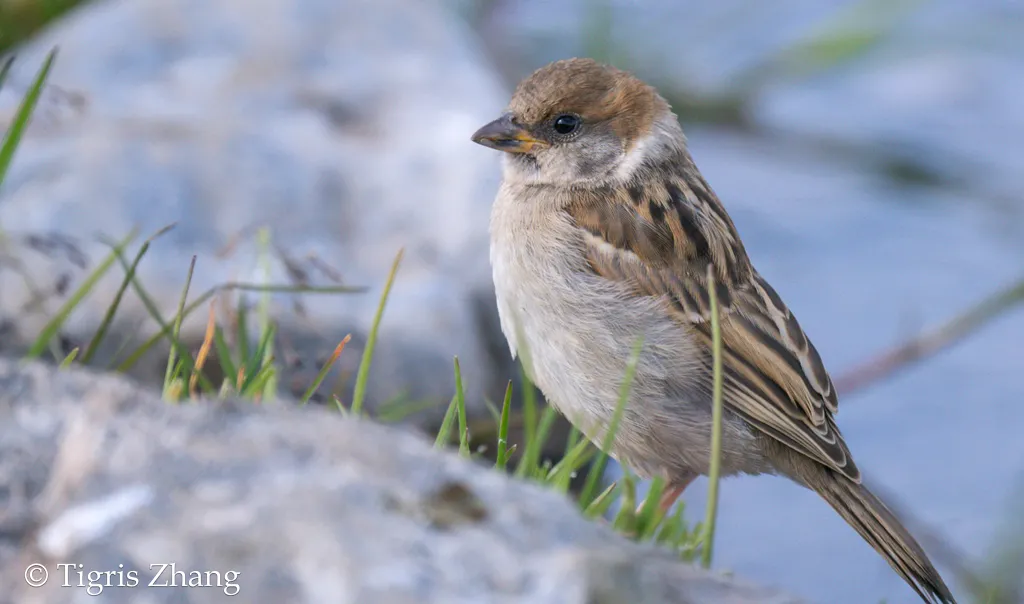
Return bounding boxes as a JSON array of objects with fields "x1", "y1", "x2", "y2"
[
  {"x1": 0, "y1": 0, "x2": 512, "y2": 424},
  {"x1": 0, "y1": 360, "x2": 800, "y2": 603}
]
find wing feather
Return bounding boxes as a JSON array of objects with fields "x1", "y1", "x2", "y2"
[{"x1": 566, "y1": 172, "x2": 859, "y2": 483}]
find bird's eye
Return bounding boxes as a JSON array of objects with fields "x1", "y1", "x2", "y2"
[{"x1": 552, "y1": 114, "x2": 580, "y2": 135}]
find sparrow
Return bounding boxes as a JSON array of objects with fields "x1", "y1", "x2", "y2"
[{"x1": 471, "y1": 58, "x2": 956, "y2": 604}]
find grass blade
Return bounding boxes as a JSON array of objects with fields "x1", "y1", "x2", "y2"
[
  {"x1": 245, "y1": 319, "x2": 275, "y2": 380},
  {"x1": 637, "y1": 476, "x2": 667, "y2": 540},
  {"x1": 562, "y1": 426, "x2": 582, "y2": 460},
  {"x1": 453, "y1": 357, "x2": 470, "y2": 457},
  {"x1": 524, "y1": 406, "x2": 560, "y2": 480},
  {"x1": 546, "y1": 435, "x2": 594, "y2": 493},
  {"x1": 240, "y1": 322, "x2": 276, "y2": 394},
  {"x1": 331, "y1": 395, "x2": 346, "y2": 415},
  {"x1": 495, "y1": 380, "x2": 513, "y2": 471},
  {"x1": 513, "y1": 363, "x2": 538, "y2": 478},
  {"x1": 533, "y1": 406, "x2": 559, "y2": 471},
  {"x1": 481, "y1": 396, "x2": 501, "y2": 425},
  {"x1": 255, "y1": 227, "x2": 276, "y2": 398},
  {"x1": 300, "y1": 334, "x2": 351, "y2": 405},
  {"x1": 58, "y1": 347, "x2": 78, "y2": 369},
  {"x1": 518, "y1": 402, "x2": 559, "y2": 480},
  {"x1": 114, "y1": 279, "x2": 360, "y2": 374},
  {"x1": 0, "y1": 4, "x2": 97, "y2": 55},
  {"x1": 661, "y1": 504, "x2": 698, "y2": 559},
  {"x1": 434, "y1": 395, "x2": 459, "y2": 449},
  {"x1": 104, "y1": 246, "x2": 211, "y2": 393},
  {"x1": 375, "y1": 398, "x2": 441, "y2": 423},
  {"x1": 212, "y1": 325, "x2": 237, "y2": 386},
  {"x1": 163, "y1": 256, "x2": 196, "y2": 400},
  {"x1": 235, "y1": 299, "x2": 250, "y2": 366},
  {"x1": 579, "y1": 336, "x2": 644, "y2": 508},
  {"x1": 351, "y1": 248, "x2": 403, "y2": 416},
  {"x1": 779, "y1": 0, "x2": 924, "y2": 80},
  {"x1": 188, "y1": 302, "x2": 217, "y2": 398},
  {"x1": 700, "y1": 264, "x2": 725, "y2": 569},
  {"x1": 82, "y1": 224, "x2": 175, "y2": 363},
  {"x1": 0, "y1": 48, "x2": 56, "y2": 188},
  {"x1": 583, "y1": 481, "x2": 619, "y2": 518},
  {"x1": 244, "y1": 364, "x2": 276, "y2": 401},
  {"x1": 24, "y1": 228, "x2": 137, "y2": 359},
  {"x1": 0, "y1": 56, "x2": 16, "y2": 91},
  {"x1": 611, "y1": 470, "x2": 638, "y2": 535}
]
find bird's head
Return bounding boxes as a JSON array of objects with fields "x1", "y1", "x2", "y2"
[{"x1": 471, "y1": 58, "x2": 681, "y2": 187}]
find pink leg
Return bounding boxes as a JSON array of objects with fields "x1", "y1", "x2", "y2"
[
  {"x1": 636, "y1": 473, "x2": 698, "y2": 517},
  {"x1": 658, "y1": 473, "x2": 698, "y2": 515}
]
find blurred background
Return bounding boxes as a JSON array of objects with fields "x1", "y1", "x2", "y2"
[{"x1": 0, "y1": 0, "x2": 1022, "y2": 603}]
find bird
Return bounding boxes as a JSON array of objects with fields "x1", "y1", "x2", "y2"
[{"x1": 470, "y1": 57, "x2": 957, "y2": 604}]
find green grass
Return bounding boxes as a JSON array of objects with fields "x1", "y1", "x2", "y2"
[
  {"x1": 6, "y1": 48, "x2": 1017, "y2": 603},
  {"x1": 1, "y1": 47, "x2": 725, "y2": 564},
  {"x1": 701, "y1": 264, "x2": 725, "y2": 569}
]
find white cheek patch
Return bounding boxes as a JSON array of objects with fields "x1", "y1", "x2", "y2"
[
  {"x1": 500, "y1": 127, "x2": 666, "y2": 187},
  {"x1": 613, "y1": 133, "x2": 654, "y2": 182}
]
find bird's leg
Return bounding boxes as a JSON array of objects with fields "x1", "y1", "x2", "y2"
[
  {"x1": 657, "y1": 473, "x2": 698, "y2": 516},
  {"x1": 635, "y1": 473, "x2": 698, "y2": 517}
]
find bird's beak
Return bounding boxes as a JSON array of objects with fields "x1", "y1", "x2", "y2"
[{"x1": 471, "y1": 114, "x2": 548, "y2": 154}]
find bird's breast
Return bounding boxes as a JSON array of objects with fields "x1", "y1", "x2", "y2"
[
  {"x1": 487, "y1": 186, "x2": 767, "y2": 479},
  {"x1": 489, "y1": 192, "x2": 698, "y2": 454}
]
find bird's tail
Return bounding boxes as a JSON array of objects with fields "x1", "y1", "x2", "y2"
[{"x1": 814, "y1": 472, "x2": 957, "y2": 604}]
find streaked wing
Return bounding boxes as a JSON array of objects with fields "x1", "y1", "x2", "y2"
[{"x1": 565, "y1": 172, "x2": 860, "y2": 483}]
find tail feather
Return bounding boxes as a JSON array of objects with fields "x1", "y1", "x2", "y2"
[{"x1": 816, "y1": 473, "x2": 957, "y2": 604}]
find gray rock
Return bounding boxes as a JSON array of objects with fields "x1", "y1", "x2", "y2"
[
  {"x1": 0, "y1": 0, "x2": 511, "y2": 423},
  {"x1": 0, "y1": 360, "x2": 799, "y2": 604}
]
